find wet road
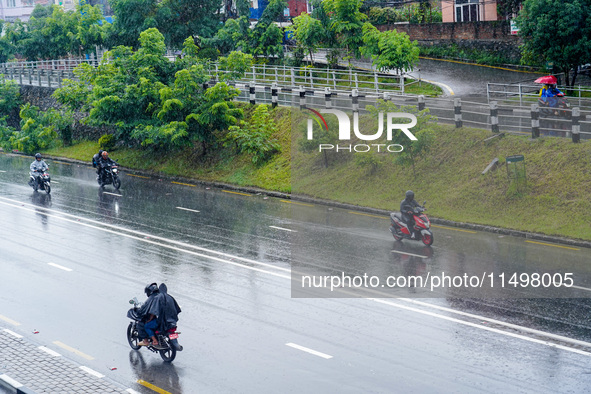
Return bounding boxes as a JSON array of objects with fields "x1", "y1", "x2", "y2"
[
  {"x1": 2, "y1": 153, "x2": 591, "y2": 393},
  {"x1": 408, "y1": 58, "x2": 545, "y2": 97}
]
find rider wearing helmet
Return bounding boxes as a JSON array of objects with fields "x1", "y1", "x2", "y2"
[
  {"x1": 97, "y1": 151, "x2": 116, "y2": 186},
  {"x1": 400, "y1": 190, "x2": 421, "y2": 239},
  {"x1": 137, "y1": 283, "x2": 161, "y2": 347},
  {"x1": 29, "y1": 153, "x2": 49, "y2": 191}
]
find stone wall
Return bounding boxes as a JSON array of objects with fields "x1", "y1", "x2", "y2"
[
  {"x1": 377, "y1": 21, "x2": 518, "y2": 42},
  {"x1": 15, "y1": 85, "x2": 107, "y2": 141}
]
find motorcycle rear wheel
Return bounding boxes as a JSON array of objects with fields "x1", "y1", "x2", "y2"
[
  {"x1": 422, "y1": 232, "x2": 434, "y2": 246},
  {"x1": 159, "y1": 344, "x2": 177, "y2": 362},
  {"x1": 127, "y1": 322, "x2": 141, "y2": 350}
]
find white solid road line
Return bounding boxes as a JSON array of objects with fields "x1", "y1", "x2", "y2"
[
  {"x1": 286, "y1": 343, "x2": 333, "y2": 359},
  {"x1": 2, "y1": 196, "x2": 591, "y2": 356},
  {"x1": 176, "y1": 206, "x2": 200, "y2": 213},
  {"x1": 269, "y1": 226, "x2": 296, "y2": 232},
  {"x1": 572, "y1": 285, "x2": 591, "y2": 292},
  {"x1": 48, "y1": 263, "x2": 73, "y2": 272},
  {"x1": 391, "y1": 250, "x2": 428, "y2": 259},
  {"x1": 3, "y1": 329, "x2": 23, "y2": 338},
  {"x1": 38, "y1": 346, "x2": 62, "y2": 357},
  {"x1": 102, "y1": 192, "x2": 121, "y2": 196},
  {"x1": 79, "y1": 366, "x2": 104, "y2": 378}
]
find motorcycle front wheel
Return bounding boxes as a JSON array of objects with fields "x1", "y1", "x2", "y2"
[
  {"x1": 44, "y1": 183, "x2": 51, "y2": 194},
  {"x1": 421, "y1": 232, "x2": 434, "y2": 246},
  {"x1": 127, "y1": 322, "x2": 141, "y2": 350},
  {"x1": 113, "y1": 176, "x2": 121, "y2": 190}
]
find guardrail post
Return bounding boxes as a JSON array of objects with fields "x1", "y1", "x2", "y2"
[
  {"x1": 354, "y1": 73, "x2": 358, "y2": 90},
  {"x1": 37, "y1": 68, "x2": 42, "y2": 86},
  {"x1": 530, "y1": 104, "x2": 539, "y2": 138},
  {"x1": 47, "y1": 70, "x2": 52, "y2": 87},
  {"x1": 252, "y1": 65, "x2": 256, "y2": 83},
  {"x1": 490, "y1": 101, "x2": 499, "y2": 133},
  {"x1": 28, "y1": 68, "x2": 32, "y2": 85},
  {"x1": 518, "y1": 84, "x2": 523, "y2": 107},
  {"x1": 418, "y1": 95, "x2": 425, "y2": 111},
  {"x1": 399, "y1": 74, "x2": 404, "y2": 93},
  {"x1": 572, "y1": 107, "x2": 580, "y2": 143},
  {"x1": 249, "y1": 82, "x2": 256, "y2": 105},
  {"x1": 18, "y1": 68, "x2": 23, "y2": 85},
  {"x1": 8, "y1": 66, "x2": 13, "y2": 81},
  {"x1": 291, "y1": 68, "x2": 295, "y2": 86},
  {"x1": 454, "y1": 98, "x2": 462, "y2": 128},
  {"x1": 299, "y1": 87, "x2": 306, "y2": 109},
  {"x1": 58, "y1": 70, "x2": 62, "y2": 88},
  {"x1": 373, "y1": 72, "x2": 378, "y2": 93},
  {"x1": 271, "y1": 82, "x2": 278, "y2": 108},
  {"x1": 332, "y1": 71, "x2": 337, "y2": 90},
  {"x1": 324, "y1": 87, "x2": 332, "y2": 109},
  {"x1": 352, "y1": 89, "x2": 359, "y2": 113}
]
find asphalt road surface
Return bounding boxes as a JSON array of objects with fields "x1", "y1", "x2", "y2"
[{"x1": 1, "y1": 153, "x2": 591, "y2": 393}]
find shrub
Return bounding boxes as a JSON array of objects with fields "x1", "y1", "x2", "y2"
[{"x1": 98, "y1": 133, "x2": 116, "y2": 151}]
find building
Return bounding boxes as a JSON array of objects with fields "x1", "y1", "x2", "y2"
[{"x1": 441, "y1": 0, "x2": 498, "y2": 22}]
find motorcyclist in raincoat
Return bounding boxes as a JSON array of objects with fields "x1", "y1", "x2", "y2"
[
  {"x1": 29, "y1": 153, "x2": 49, "y2": 190},
  {"x1": 136, "y1": 283, "x2": 181, "y2": 347}
]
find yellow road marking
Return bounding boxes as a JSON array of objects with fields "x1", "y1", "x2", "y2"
[
  {"x1": 0, "y1": 315, "x2": 20, "y2": 326},
  {"x1": 431, "y1": 225, "x2": 477, "y2": 234},
  {"x1": 525, "y1": 240, "x2": 579, "y2": 251},
  {"x1": 419, "y1": 56, "x2": 541, "y2": 74},
  {"x1": 137, "y1": 380, "x2": 172, "y2": 394},
  {"x1": 349, "y1": 211, "x2": 387, "y2": 219},
  {"x1": 53, "y1": 341, "x2": 94, "y2": 360},
  {"x1": 222, "y1": 190, "x2": 252, "y2": 196},
  {"x1": 171, "y1": 181, "x2": 195, "y2": 187},
  {"x1": 127, "y1": 174, "x2": 150, "y2": 179},
  {"x1": 280, "y1": 200, "x2": 314, "y2": 207}
]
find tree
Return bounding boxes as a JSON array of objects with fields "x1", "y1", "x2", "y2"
[
  {"x1": 106, "y1": 0, "x2": 158, "y2": 48},
  {"x1": 258, "y1": 0, "x2": 288, "y2": 24},
  {"x1": 292, "y1": 13, "x2": 323, "y2": 64},
  {"x1": 361, "y1": 23, "x2": 419, "y2": 73},
  {"x1": 516, "y1": 0, "x2": 591, "y2": 86},
  {"x1": 323, "y1": 0, "x2": 367, "y2": 58}
]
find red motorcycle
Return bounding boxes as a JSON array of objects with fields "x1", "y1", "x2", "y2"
[
  {"x1": 538, "y1": 93, "x2": 571, "y2": 119},
  {"x1": 390, "y1": 202, "x2": 433, "y2": 246}
]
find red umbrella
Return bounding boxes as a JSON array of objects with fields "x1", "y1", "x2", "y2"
[{"x1": 534, "y1": 75, "x2": 557, "y2": 84}]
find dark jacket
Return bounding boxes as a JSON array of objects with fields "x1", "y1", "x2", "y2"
[
  {"x1": 98, "y1": 156, "x2": 116, "y2": 168},
  {"x1": 137, "y1": 284, "x2": 181, "y2": 331},
  {"x1": 400, "y1": 198, "x2": 421, "y2": 216}
]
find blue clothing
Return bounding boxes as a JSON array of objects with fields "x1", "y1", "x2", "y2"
[{"x1": 145, "y1": 319, "x2": 158, "y2": 337}]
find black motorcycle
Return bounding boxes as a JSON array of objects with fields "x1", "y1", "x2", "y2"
[
  {"x1": 538, "y1": 94, "x2": 571, "y2": 119},
  {"x1": 126, "y1": 298, "x2": 182, "y2": 363},
  {"x1": 99, "y1": 163, "x2": 121, "y2": 189},
  {"x1": 29, "y1": 169, "x2": 51, "y2": 194}
]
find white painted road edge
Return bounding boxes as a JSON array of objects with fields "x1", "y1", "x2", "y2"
[
  {"x1": 79, "y1": 366, "x2": 104, "y2": 378},
  {"x1": 48, "y1": 262, "x2": 73, "y2": 272},
  {"x1": 176, "y1": 206, "x2": 200, "y2": 213},
  {"x1": 0, "y1": 374, "x2": 23, "y2": 388},
  {"x1": 39, "y1": 346, "x2": 62, "y2": 357},
  {"x1": 3, "y1": 329, "x2": 23, "y2": 338},
  {"x1": 269, "y1": 226, "x2": 296, "y2": 232},
  {"x1": 286, "y1": 343, "x2": 333, "y2": 359}
]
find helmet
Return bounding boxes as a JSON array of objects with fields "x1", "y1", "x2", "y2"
[
  {"x1": 144, "y1": 283, "x2": 159, "y2": 297},
  {"x1": 405, "y1": 190, "x2": 414, "y2": 200},
  {"x1": 102, "y1": 151, "x2": 108, "y2": 159},
  {"x1": 35, "y1": 153, "x2": 42, "y2": 160}
]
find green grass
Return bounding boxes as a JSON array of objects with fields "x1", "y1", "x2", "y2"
[{"x1": 44, "y1": 105, "x2": 591, "y2": 241}]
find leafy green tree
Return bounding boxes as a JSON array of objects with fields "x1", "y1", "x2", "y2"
[
  {"x1": 324, "y1": 0, "x2": 367, "y2": 58},
  {"x1": 106, "y1": 0, "x2": 158, "y2": 48},
  {"x1": 245, "y1": 22, "x2": 284, "y2": 58},
  {"x1": 259, "y1": 0, "x2": 288, "y2": 24},
  {"x1": 156, "y1": 0, "x2": 221, "y2": 49},
  {"x1": 217, "y1": 51, "x2": 254, "y2": 82},
  {"x1": 0, "y1": 77, "x2": 20, "y2": 116},
  {"x1": 361, "y1": 23, "x2": 419, "y2": 73},
  {"x1": 292, "y1": 13, "x2": 323, "y2": 63},
  {"x1": 516, "y1": 0, "x2": 591, "y2": 86},
  {"x1": 0, "y1": 104, "x2": 60, "y2": 154},
  {"x1": 225, "y1": 104, "x2": 281, "y2": 164},
  {"x1": 208, "y1": 18, "x2": 248, "y2": 55}
]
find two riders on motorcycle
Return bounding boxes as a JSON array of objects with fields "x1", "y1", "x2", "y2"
[
  {"x1": 538, "y1": 83, "x2": 564, "y2": 116},
  {"x1": 135, "y1": 283, "x2": 181, "y2": 348}
]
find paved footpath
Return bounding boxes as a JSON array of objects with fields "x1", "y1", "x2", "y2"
[{"x1": 0, "y1": 328, "x2": 135, "y2": 394}]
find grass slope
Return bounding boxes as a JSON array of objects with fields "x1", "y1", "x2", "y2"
[{"x1": 45, "y1": 107, "x2": 591, "y2": 240}]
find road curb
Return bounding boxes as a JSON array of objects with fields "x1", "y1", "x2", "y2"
[
  {"x1": 0, "y1": 374, "x2": 37, "y2": 394},
  {"x1": 4, "y1": 150, "x2": 590, "y2": 249}
]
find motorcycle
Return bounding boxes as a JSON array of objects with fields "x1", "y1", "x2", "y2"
[
  {"x1": 389, "y1": 201, "x2": 433, "y2": 246},
  {"x1": 538, "y1": 93, "x2": 571, "y2": 119},
  {"x1": 99, "y1": 163, "x2": 121, "y2": 190},
  {"x1": 126, "y1": 298, "x2": 183, "y2": 363},
  {"x1": 29, "y1": 169, "x2": 51, "y2": 194}
]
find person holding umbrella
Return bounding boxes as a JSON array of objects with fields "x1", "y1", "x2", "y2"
[{"x1": 536, "y1": 75, "x2": 563, "y2": 115}]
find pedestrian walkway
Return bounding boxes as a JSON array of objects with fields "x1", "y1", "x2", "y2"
[{"x1": 0, "y1": 329, "x2": 131, "y2": 393}]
